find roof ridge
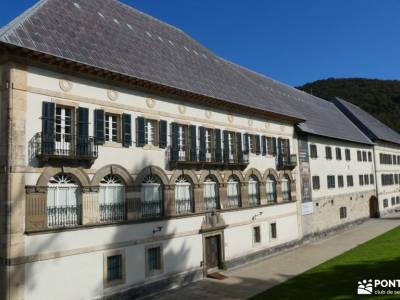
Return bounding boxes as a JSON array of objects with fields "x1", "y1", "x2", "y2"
[{"x1": 0, "y1": 0, "x2": 49, "y2": 38}]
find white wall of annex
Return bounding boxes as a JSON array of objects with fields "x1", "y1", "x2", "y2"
[{"x1": 307, "y1": 135, "x2": 375, "y2": 199}]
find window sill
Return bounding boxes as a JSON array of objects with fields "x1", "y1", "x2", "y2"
[
  {"x1": 104, "y1": 142, "x2": 122, "y2": 148},
  {"x1": 143, "y1": 144, "x2": 162, "y2": 151}
]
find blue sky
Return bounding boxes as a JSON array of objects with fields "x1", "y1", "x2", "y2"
[{"x1": 1, "y1": 1, "x2": 399, "y2": 86}]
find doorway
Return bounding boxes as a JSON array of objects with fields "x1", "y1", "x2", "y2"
[
  {"x1": 204, "y1": 235, "x2": 222, "y2": 272},
  {"x1": 369, "y1": 196, "x2": 379, "y2": 218}
]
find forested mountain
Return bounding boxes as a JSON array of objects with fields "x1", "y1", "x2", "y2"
[{"x1": 297, "y1": 78, "x2": 400, "y2": 133}]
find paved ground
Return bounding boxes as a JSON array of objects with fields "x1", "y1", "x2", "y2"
[{"x1": 143, "y1": 214, "x2": 400, "y2": 300}]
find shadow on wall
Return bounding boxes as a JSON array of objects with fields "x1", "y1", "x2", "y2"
[{"x1": 19, "y1": 155, "x2": 194, "y2": 300}]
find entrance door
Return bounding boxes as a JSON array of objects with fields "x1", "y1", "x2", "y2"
[
  {"x1": 205, "y1": 235, "x2": 221, "y2": 270},
  {"x1": 369, "y1": 196, "x2": 379, "y2": 218}
]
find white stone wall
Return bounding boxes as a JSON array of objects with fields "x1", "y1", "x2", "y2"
[
  {"x1": 20, "y1": 66, "x2": 302, "y2": 299},
  {"x1": 24, "y1": 204, "x2": 298, "y2": 300},
  {"x1": 302, "y1": 135, "x2": 376, "y2": 235},
  {"x1": 374, "y1": 142, "x2": 400, "y2": 214},
  {"x1": 24, "y1": 66, "x2": 297, "y2": 185}
]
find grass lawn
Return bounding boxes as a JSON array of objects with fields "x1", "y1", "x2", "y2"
[{"x1": 251, "y1": 226, "x2": 400, "y2": 300}]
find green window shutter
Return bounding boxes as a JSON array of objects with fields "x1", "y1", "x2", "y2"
[
  {"x1": 77, "y1": 107, "x2": 89, "y2": 155},
  {"x1": 159, "y1": 120, "x2": 167, "y2": 149},
  {"x1": 262, "y1": 136, "x2": 267, "y2": 156},
  {"x1": 122, "y1": 113, "x2": 132, "y2": 148},
  {"x1": 136, "y1": 117, "x2": 145, "y2": 147},
  {"x1": 199, "y1": 127, "x2": 206, "y2": 162},
  {"x1": 215, "y1": 129, "x2": 222, "y2": 162},
  {"x1": 42, "y1": 102, "x2": 55, "y2": 154},
  {"x1": 243, "y1": 133, "x2": 249, "y2": 154},
  {"x1": 256, "y1": 135, "x2": 261, "y2": 155},
  {"x1": 236, "y1": 132, "x2": 243, "y2": 163},
  {"x1": 189, "y1": 125, "x2": 197, "y2": 161},
  {"x1": 94, "y1": 109, "x2": 105, "y2": 145},
  {"x1": 170, "y1": 123, "x2": 179, "y2": 161},
  {"x1": 223, "y1": 130, "x2": 229, "y2": 162},
  {"x1": 272, "y1": 137, "x2": 277, "y2": 156}
]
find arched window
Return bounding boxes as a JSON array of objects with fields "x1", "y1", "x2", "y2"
[
  {"x1": 227, "y1": 176, "x2": 241, "y2": 208},
  {"x1": 203, "y1": 176, "x2": 220, "y2": 210},
  {"x1": 175, "y1": 175, "x2": 193, "y2": 214},
  {"x1": 99, "y1": 175, "x2": 126, "y2": 222},
  {"x1": 248, "y1": 175, "x2": 260, "y2": 206},
  {"x1": 266, "y1": 176, "x2": 277, "y2": 204},
  {"x1": 282, "y1": 175, "x2": 291, "y2": 202},
  {"x1": 47, "y1": 173, "x2": 81, "y2": 228},
  {"x1": 141, "y1": 175, "x2": 163, "y2": 217}
]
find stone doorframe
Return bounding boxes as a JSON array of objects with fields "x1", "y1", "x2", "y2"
[{"x1": 201, "y1": 230, "x2": 225, "y2": 277}]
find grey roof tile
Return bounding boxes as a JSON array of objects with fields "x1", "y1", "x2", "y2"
[
  {"x1": 332, "y1": 97, "x2": 400, "y2": 145},
  {"x1": 0, "y1": 0, "x2": 373, "y2": 145}
]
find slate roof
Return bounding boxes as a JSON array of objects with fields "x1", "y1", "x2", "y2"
[
  {"x1": 0, "y1": 0, "x2": 372, "y2": 145},
  {"x1": 332, "y1": 97, "x2": 400, "y2": 145}
]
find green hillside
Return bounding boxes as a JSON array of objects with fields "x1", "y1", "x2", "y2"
[{"x1": 297, "y1": 78, "x2": 400, "y2": 133}]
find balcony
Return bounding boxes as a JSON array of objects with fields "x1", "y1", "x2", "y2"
[
  {"x1": 277, "y1": 154, "x2": 297, "y2": 170},
  {"x1": 167, "y1": 146, "x2": 249, "y2": 170},
  {"x1": 31, "y1": 133, "x2": 98, "y2": 165}
]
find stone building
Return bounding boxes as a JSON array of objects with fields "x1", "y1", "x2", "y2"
[
  {"x1": 0, "y1": 0, "x2": 397, "y2": 299},
  {"x1": 333, "y1": 97, "x2": 400, "y2": 216}
]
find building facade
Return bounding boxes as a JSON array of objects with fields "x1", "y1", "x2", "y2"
[
  {"x1": 300, "y1": 134, "x2": 375, "y2": 236},
  {"x1": 1, "y1": 63, "x2": 301, "y2": 300},
  {"x1": 332, "y1": 97, "x2": 400, "y2": 217},
  {"x1": 0, "y1": 1, "x2": 399, "y2": 299}
]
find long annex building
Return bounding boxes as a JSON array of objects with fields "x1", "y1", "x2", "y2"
[{"x1": 0, "y1": 0, "x2": 400, "y2": 299}]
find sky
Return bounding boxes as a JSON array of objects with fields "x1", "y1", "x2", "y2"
[{"x1": 0, "y1": 0, "x2": 399, "y2": 87}]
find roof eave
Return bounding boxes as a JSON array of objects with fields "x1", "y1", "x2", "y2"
[{"x1": 0, "y1": 42, "x2": 305, "y2": 124}]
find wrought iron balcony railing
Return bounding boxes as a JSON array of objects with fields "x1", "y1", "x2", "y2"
[
  {"x1": 277, "y1": 154, "x2": 298, "y2": 170},
  {"x1": 167, "y1": 146, "x2": 249, "y2": 170},
  {"x1": 31, "y1": 133, "x2": 98, "y2": 164}
]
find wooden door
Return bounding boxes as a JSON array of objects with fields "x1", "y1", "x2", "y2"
[
  {"x1": 369, "y1": 196, "x2": 379, "y2": 218},
  {"x1": 205, "y1": 235, "x2": 221, "y2": 270}
]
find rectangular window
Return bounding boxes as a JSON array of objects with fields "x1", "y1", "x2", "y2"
[
  {"x1": 145, "y1": 119, "x2": 159, "y2": 146},
  {"x1": 359, "y1": 175, "x2": 364, "y2": 186},
  {"x1": 105, "y1": 113, "x2": 120, "y2": 142},
  {"x1": 368, "y1": 152, "x2": 372, "y2": 162},
  {"x1": 357, "y1": 150, "x2": 362, "y2": 161},
  {"x1": 146, "y1": 246, "x2": 163, "y2": 276},
  {"x1": 347, "y1": 175, "x2": 354, "y2": 187},
  {"x1": 396, "y1": 174, "x2": 399, "y2": 185},
  {"x1": 312, "y1": 176, "x2": 320, "y2": 190},
  {"x1": 362, "y1": 151, "x2": 367, "y2": 162},
  {"x1": 253, "y1": 226, "x2": 261, "y2": 244},
  {"x1": 370, "y1": 174, "x2": 374, "y2": 185},
  {"x1": 270, "y1": 223, "x2": 277, "y2": 239},
  {"x1": 345, "y1": 149, "x2": 351, "y2": 161},
  {"x1": 397, "y1": 155, "x2": 400, "y2": 165},
  {"x1": 327, "y1": 175, "x2": 335, "y2": 189},
  {"x1": 248, "y1": 135, "x2": 257, "y2": 154},
  {"x1": 383, "y1": 199, "x2": 388, "y2": 208},
  {"x1": 364, "y1": 174, "x2": 369, "y2": 185},
  {"x1": 338, "y1": 175, "x2": 344, "y2": 188},
  {"x1": 205, "y1": 128, "x2": 214, "y2": 161},
  {"x1": 325, "y1": 146, "x2": 332, "y2": 159},
  {"x1": 336, "y1": 147, "x2": 342, "y2": 160},
  {"x1": 104, "y1": 253, "x2": 124, "y2": 287},
  {"x1": 396, "y1": 196, "x2": 400, "y2": 204},
  {"x1": 391, "y1": 197, "x2": 396, "y2": 206},
  {"x1": 310, "y1": 144, "x2": 318, "y2": 158},
  {"x1": 340, "y1": 207, "x2": 347, "y2": 219},
  {"x1": 55, "y1": 105, "x2": 73, "y2": 143},
  {"x1": 393, "y1": 155, "x2": 397, "y2": 165}
]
